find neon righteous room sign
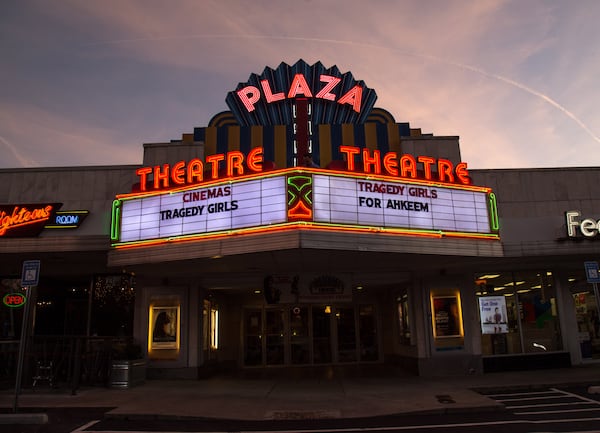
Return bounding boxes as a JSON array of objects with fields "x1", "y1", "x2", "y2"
[{"x1": 111, "y1": 61, "x2": 500, "y2": 248}]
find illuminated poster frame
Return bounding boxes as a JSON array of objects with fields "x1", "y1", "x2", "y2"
[
  {"x1": 111, "y1": 168, "x2": 499, "y2": 248},
  {"x1": 149, "y1": 306, "x2": 180, "y2": 350}
]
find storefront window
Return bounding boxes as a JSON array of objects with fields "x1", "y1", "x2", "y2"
[
  {"x1": 358, "y1": 305, "x2": 378, "y2": 361},
  {"x1": 265, "y1": 309, "x2": 285, "y2": 365},
  {"x1": 568, "y1": 272, "x2": 600, "y2": 359},
  {"x1": 336, "y1": 307, "x2": 357, "y2": 362},
  {"x1": 475, "y1": 271, "x2": 562, "y2": 355},
  {"x1": 313, "y1": 306, "x2": 332, "y2": 363},
  {"x1": 243, "y1": 309, "x2": 262, "y2": 366},
  {"x1": 290, "y1": 306, "x2": 309, "y2": 364}
]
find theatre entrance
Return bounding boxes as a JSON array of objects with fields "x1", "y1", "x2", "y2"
[{"x1": 243, "y1": 304, "x2": 379, "y2": 367}]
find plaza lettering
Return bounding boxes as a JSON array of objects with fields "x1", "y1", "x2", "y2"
[{"x1": 237, "y1": 74, "x2": 363, "y2": 113}]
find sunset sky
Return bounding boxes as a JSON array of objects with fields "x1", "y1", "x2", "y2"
[{"x1": 1, "y1": 0, "x2": 599, "y2": 169}]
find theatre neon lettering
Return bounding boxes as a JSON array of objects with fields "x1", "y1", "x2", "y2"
[
  {"x1": 0, "y1": 204, "x2": 56, "y2": 237},
  {"x1": 135, "y1": 147, "x2": 264, "y2": 192},
  {"x1": 237, "y1": 74, "x2": 363, "y2": 113},
  {"x1": 339, "y1": 146, "x2": 471, "y2": 185},
  {"x1": 133, "y1": 145, "x2": 472, "y2": 192}
]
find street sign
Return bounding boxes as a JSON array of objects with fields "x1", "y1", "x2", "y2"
[
  {"x1": 21, "y1": 260, "x2": 40, "y2": 287},
  {"x1": 584, "y1": 261, "x2": 600, "y2": 283}
]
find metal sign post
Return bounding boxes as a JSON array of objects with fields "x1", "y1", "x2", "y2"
[
  {"x1": 584, "y1": 261, "x2": 600, "y2": 321},
  {"x1": 13, "y1": 260, "x2": 40, "y2": 413}
]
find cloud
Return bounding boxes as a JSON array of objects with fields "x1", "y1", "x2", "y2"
[{"x1": 1, "y1": 0, "x2": 599, "y2": 171}]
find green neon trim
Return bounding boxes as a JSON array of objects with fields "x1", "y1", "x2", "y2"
[
  {"x1": 488, "y1": 193, "x2": 499, "y2": 231},
  {"x1": 110, "y1": 200, "x2": 122, "y2": 241},
  {"x1": 287, "y1": 175, "x2": 313, "y2": 205}
]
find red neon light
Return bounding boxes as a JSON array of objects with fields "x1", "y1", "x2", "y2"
[
  {"x1": 315, "y1": 75, "x2": 340, "y2": 101},
  {"x1": 340, "y1": 146, "x2": 471, "y2": 185},
  {"x1": 337, "y1": 85, "x2": 363, "y2": 113},
  {"x1": 261, "y1": 79, "x2": 285, "y2": 103},
  {"x1": 362, "y1": 148, "x2": 381, "y2": 174},
  {"x1": 288, "y1": 201, "x2": 312, "y2": 221},
  {"x1": 288, "y1": 74, "x2": 313, "y2": 98},
  {"x1": 247, "y1": 147, "x2": 263, "y2": 172},
  {"x1": 0, "y1": 205, "x2": 54, "y2": 236}
]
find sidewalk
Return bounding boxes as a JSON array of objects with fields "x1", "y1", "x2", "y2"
[{"x1": 1, "y1": 363, "x2": 599, "y2": 422}]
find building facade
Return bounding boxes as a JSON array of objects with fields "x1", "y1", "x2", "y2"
[{"x1": 1, "y1": 60, "x2": 599, "y2": 380}]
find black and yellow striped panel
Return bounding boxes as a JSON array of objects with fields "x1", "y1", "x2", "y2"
[{"x1": 193, "y1": 122, "x2": 411, "y2": 168}]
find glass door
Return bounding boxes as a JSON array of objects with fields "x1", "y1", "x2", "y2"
[
  {"x1": 336, "y1": 307, "x2": 357, "y2": 362},
  {"x1": 312, "y1": 306, "x2": 332, "y2": 363},
  {"x1": 243, "y1": 309, "x2": 263, "y2": 366},
  {"x1": 265, "y1": 308, "x2": 285, "y2": 365},
  {"x1": 242, "y1": 304, "x2": 379, "y2": 366},
  {"x1": 358, "y1": 305, "x2": 378, "y2": 361},
  {"x1": 290, "y1": 306, "x2": 310, "y2": 364}
]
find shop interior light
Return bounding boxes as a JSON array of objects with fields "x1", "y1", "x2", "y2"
[
  {"x1": 493, "y1": 286, "x2": 506, "y2": 291},
  {"x1": 505, "y1": 281, "x2": 525, "y2": 286},
  {"x1": 504, "y1": 293, "x2": 514, "y2": 297},
  {"x1": 254, "y1": 289, "x2": 261, "y2": 294},
  {"x1": 517, "y1": 289, "x2": 531, "y2": 294},
  {"x1": 530, "y1": 284, "x2": 542, "y2": 289},
  {"x1": 479, "y1": 274, "x2": 501, "y2": 279},
  {"x1": 324, "y1": 306, "x2": 331, "y2": 314}
]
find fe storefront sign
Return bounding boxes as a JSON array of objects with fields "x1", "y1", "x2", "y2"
[{"x1": 566, "y1": 210, "x2": 600, "y2": 239}]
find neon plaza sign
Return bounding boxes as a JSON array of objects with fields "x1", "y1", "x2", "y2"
[
  {"x1": 225, "y1": 60, "x2": 378, "y2": 126},
  {"x1": 235, "y1": 72, "x2": 364, "y2": 113}
]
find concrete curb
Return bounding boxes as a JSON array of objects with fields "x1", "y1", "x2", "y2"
[{"x1": 0, "y1": 413, "x2": 49, "y2": 424}]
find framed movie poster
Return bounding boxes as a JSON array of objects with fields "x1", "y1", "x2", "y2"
[
  {"x1": 431, "y1": 295, "x2": 462, "y2": 338},
  {"x1": 150, "y1": 306, "x2": 179, "y2": 349}
]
